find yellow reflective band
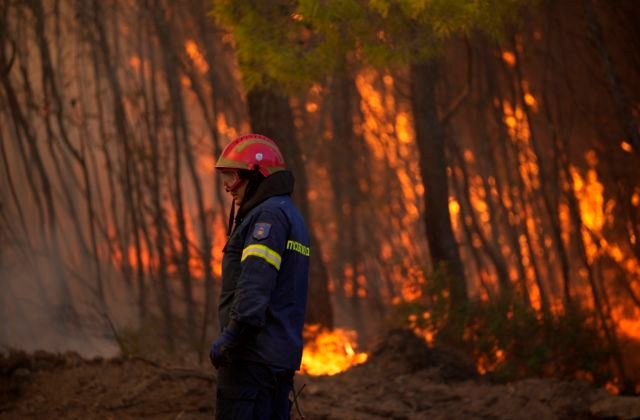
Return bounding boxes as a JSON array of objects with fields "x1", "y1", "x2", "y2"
[
  {"x1": 241, "y1": 244, "x2": 282, "y2": 270},
  {"x1": 216, "y1": 156, "x2": 249, "y2": 169},
  {"x1": 235, "y1": 139, "x2": 285, "y2": 160},
  {"x1": 286, "y1": 240, "x2": 310, "y2": 257}
]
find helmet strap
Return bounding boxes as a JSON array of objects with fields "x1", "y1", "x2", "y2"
[{"x1": 226, "y1": 199, "x2": 236, "y2": 237}]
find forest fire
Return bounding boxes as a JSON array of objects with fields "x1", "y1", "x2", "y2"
[
  {"x1": 2, "y1": 0, "x2": 640, "y2": 411},
  {"x1": 300, "y1": 325, "x2": 368, "y2": 376}
]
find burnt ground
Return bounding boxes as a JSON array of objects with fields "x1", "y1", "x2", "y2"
[{"x1": 1, "y1": 330, "x2": 637, "y2": 419}]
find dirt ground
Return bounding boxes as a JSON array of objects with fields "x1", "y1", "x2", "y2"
[{"x1": 1, "y1": 330, "x2": 637, "y2": 419}]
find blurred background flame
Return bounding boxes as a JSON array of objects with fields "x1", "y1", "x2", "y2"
[{"x1": 0, "y1": 0, "x2": 638, "y2": 393}]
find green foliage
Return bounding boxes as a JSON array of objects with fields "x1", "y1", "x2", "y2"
[
  {"x1": 211, "y1": 0, "x2": 532, "y2": 92},
  {"x1": 395, "y1": 268, "x2": 614, "y2": 385},
  {"x1": 212, "y1": 1, "x2": 330, "y2": 91}
]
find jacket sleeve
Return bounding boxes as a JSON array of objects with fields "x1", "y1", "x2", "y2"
[{"x1": 230, "y1": 208, "x2": 289, "y2": 328}]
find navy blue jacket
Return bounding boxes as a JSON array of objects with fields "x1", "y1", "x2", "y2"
[{"x1": 219, "y1": 173, "x2": 310, "y2": 370}]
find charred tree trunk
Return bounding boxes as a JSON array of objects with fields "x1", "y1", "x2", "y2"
[
  {"x1": 30, "y1": 0, "x2": 107, "y2": 310},
  {"x1": 329, "y1": 62, "x2": 375, "y2": 338},
  {"x1": 247, "y1": 86, "x2": 334, "y2": 328},
  {"x1": 410, "y1": 59, "x2": 467, "y2": 309},
  {"x1": 184, "y1": 0, "x2": 230, "y2": 359},
  {"x1": 148, "y1": 66, "x2": 175, "y2": 350},
  {"x1": 564, "y1": 166, "x2": 634, "y2": 394},
  {"x1": 85, "y1": 0, "x2": 151, "y2": 323},
  {"x1": 0, "y1": 33, "x2": 79, "y2": 325},
  {"x1": 153, "y1": 1, "x2": 211, "y2": 348},
  {"x1": 449, "y1": 140, "x2": 516, "y2": 302},
  {"x1": 582, "y1": 0, "x2": 640, "y2": 155}
]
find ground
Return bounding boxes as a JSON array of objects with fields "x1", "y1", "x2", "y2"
[{"x1": 1, "y1": 330, "x2": 637, "y2": 419}]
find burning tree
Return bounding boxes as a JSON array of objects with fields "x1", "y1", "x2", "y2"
[{"x1": 213, "y1": 0, "x2": 640, "y2": 389}]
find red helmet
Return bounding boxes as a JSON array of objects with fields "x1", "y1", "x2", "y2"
[{"x1": 215, "y1": 134, "x2": 286, "y2": 177}]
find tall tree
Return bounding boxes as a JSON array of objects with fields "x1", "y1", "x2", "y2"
[
  {"x1": 212, "y1": 0, "x2": 528, "y2": 310},
  {"x1": 247, "y1": 86, "x2": 334, "y2": 328},
  {"x1": 213, "y1": 2, "x2": 335, "y2": 327}
]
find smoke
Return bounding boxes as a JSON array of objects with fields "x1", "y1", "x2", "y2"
[{"x1": 0, "y1": 226, "x2": 136, "y2": 358}]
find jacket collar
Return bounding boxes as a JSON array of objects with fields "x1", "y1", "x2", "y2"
[{"x1": 236, "y1": 170, "x2": 294, "y2": 222}]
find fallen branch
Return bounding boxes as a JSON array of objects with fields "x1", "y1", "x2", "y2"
[
  {"x1": 159, "y1": 368, "x2": 216, "y2": 382},
  {"x1": 129, "y1": 356, "x2": 216, "y2": 382}
]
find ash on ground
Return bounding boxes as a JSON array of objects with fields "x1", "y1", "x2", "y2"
[{"x1": 2, "y1": 329, "x2": 638, "y2": 420}]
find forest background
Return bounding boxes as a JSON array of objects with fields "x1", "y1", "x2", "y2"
[{"x1": 1, "y1": 0, "x2": 639, "y2": 395}]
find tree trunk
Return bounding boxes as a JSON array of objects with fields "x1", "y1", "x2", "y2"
[
  {"x1": 329, "y1": 65, "x2": 374, "y2": 339},
  {"x1": 410, "y1": 59, "x2": 467, "y2": 309},
  {"x1": 247, "y1": 87, "x2": 334, "y2": 328},
  {"x1": 582, "y1": 0, "x2": 640, "y2": 155},
  {"x1": 449, "y1": 141, "x2": 516, "y2": 301},
  {"x1": 153, "y1": 1, "x2": 206, "y2": 348}
]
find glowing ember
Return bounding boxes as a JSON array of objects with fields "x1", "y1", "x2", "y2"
[
  {"x1": 632, "y1": 191, "x2": 640, "y2": 207},
  {"x1": 502, "y1": 51, "x2": 516, "y2": 67},
  {"x1": 300, "y1": 325, "x2": 368, "y2": 376},
  {"x1": 129, "y1": 55, "x2": 141, "y2": 70},
  {"x1": 408, "y1": 311, "x2": 437, "y2": 345},
  {"x1": 524, "y1": 93, "x2": 538, "y2": 111},
  {"x1": 605, "y1": 381, "x2": 620, "y2": 395},
  {"x1": 476, "y1": 346, "x2": 506, "y2": 375}
]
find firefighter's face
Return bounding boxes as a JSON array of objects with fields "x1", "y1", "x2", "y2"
[{"x1": 221, "y1": 170, "x2": 247, "y2": 202}]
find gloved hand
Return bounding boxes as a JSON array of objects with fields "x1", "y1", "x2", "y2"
[{"x1": 209, "y1": 326, "x2": 238, "y2": 368}]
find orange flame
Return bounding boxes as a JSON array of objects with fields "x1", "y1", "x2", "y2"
[
  {"x1": 524, "y1": 93, "x2": 538, "y2": 112},
  {"x1": 351, "y1": 70, "x2": 428, "y2": 303},
  {"x1": 502, "y1": 51, "x2": 516, "y2": 67},
  {"x1": 300, "y1": 325, "x2": 368, "y2": 376},
  {"x1": 611, "y1": 306, "x2": 640, "y2": 341},
  {"x1": 570, "y1": 161, "x2": 605, "y2": 233},
  {"x1": 605, "y1": 381, "x2": 620, "y2": 395},
  {"x1": 408, "y1": 311, "x2": 437, "y2": 345},
  {"x1": 184, "y1": 39, "x2": 209, "y2": 74},
  {"x1": 621, "y1": 141, "x2": 633, "y2": 153},
  {"x1": 476, "y1": 346, "x2": 506, "y2": 375}
]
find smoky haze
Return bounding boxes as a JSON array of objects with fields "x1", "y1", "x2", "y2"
[
  {"x1": 1, "y1": 0, "x2": 639, "y2": 392},
  {"x1": 1, "y1": 231, "x2": 127, "y2": 358}
]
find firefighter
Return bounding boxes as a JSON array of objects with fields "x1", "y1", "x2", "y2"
[{"x1": 210, "y1": 134, "x2": 310, "y2": 419}]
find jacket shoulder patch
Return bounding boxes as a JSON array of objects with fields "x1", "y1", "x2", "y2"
[{"x1": 252, "y1": 222, "x2": 271, "y2": 240}]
